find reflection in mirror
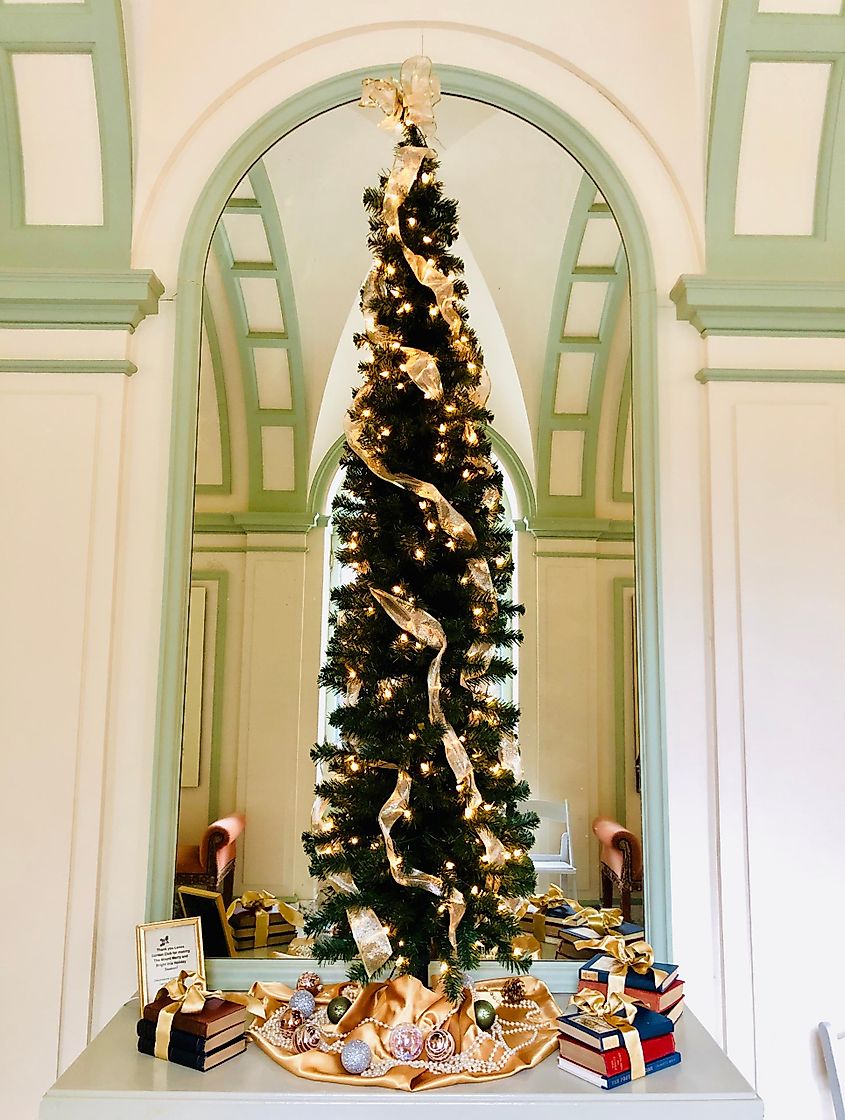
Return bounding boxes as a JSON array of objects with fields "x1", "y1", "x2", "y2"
[{"x1": 174, "y1": 96, "x2": 640, "y2": 961}]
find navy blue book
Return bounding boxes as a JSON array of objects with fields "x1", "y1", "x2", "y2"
[
  {"x1": 558, "y1": 1048, "x2": 682, "y2": 1089},
  {"x1": 551, "y1": 914, "x2": 645, "y2": 944},
  {"x1": 558, "y1": 1005, "x2": 674, "y2": 1051},
  {"x1": 579, "y1": 953, "x2": 679, "y2": 993}
]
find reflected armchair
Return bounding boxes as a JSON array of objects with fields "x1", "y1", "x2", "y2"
[
  {"x1": 592, "y1": 816, "x2": 642, "y2": 922},
  {"x1": 175, "y1": 813, "x2": 245, "y2": 910}
]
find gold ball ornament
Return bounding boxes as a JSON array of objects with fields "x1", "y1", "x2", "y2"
[{"x1": 296, "y1": 971, "x2": 323, "y2": 996}]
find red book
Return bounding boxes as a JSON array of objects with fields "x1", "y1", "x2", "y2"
[
  {"x1": 559, "y1": 1032, "x2": 675, "y2": 1077},
  {"x1": 575, "y1": 977, "x2": 684, "y2": 1014}
]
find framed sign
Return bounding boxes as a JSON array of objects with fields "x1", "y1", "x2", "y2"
[
  {"x1": 177, "y1": 886, "x2": 237, "y2": 958},
  {"x1": 135, "y1": 916, "x2": 204, "y2": 1014}
]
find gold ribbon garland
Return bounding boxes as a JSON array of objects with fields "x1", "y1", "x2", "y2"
[{"x1": 569, "y1": 986, "x2": 645, "y2": 1080}]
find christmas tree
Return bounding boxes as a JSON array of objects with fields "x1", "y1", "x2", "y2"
[{"x1": 303, "y1": 63, "x2": 538, "y2": 1001}]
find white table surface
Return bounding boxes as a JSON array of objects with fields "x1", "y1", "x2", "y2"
[{"x1": 41, "y1": 1001, "x2": 763, "y2": 1119}]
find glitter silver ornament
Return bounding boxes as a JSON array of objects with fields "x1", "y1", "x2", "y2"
[
  {"x1": 288, "y1": 988, "x2": 316, "y2": 1018},
  {"x1": 387, "y1": 1022, "x2": 424, "y2": 1062},
  {"x1": 296, "y1": 971, "x2": 323, "y2": 996},
  {"x1": 340, "y1": 1038, "x2": 372, "y2": 1074},
  {"x1": 424, "y1": 1027, "x2": 455, "y2": 1062}
]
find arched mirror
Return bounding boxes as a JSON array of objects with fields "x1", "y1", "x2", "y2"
[{"x1": 172, "y1": 93, "x2": 643, "y2": 977}]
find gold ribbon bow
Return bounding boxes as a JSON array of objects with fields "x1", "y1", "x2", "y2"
[
  {"x1": 226, "y1": 890, "x2": 304, "y2": 950},
  {"x1": 573, "y1": 934, "x2": 668, "y2": 998},
  {"x1": 569, "y1": 986, "x2": 645, "y2": 1080},
  {"x1": 153, "y1": 972, "x2": 223, "y2": 1059},
  {"x1": 525, "y1": 888, "x2": 623, "y2": 942},
  {"x1": 360, "y1": 55, "x2": 441, "y2": 140}
]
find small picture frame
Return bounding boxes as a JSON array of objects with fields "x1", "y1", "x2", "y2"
[
  {"x1": 135, "y1": 916, "x2": 204, "y2": 1015},
  {"x1": 177, "y1": 886, "x2": 238, "y2": 958}
]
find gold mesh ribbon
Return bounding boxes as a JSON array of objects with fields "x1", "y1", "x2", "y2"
[
  {"x1": 226, "y1": 890, "x2": 304, "y2": 950},
  {"x1": 573, "y1": 934, "x2": 668, "y2": 998},
  {"x1": 379, "y1": 768, "x2": 466, "y2": 949},
  {"x1": 326, "y1": 869, "x2": 393, "y2": 977},
  {"x1": 360, "y1": 56, "x2": 441, "y2": 141},
  {"x1": 569, "y1": 987, "x2": 645, "y2": 1080}
]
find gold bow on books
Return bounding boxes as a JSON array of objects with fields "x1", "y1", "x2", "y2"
[
  {"x1": 569, "y1": 986, "x2": 645, "y2": 1079},
  {"x1": 153, "y1": 971, "x2": 265, "y2": 1059},
  {"x1": 524, "y1": 887, "x2": 624, "y2": 941},
  {"x1": 573, "y1": 933, "x2": 668, "y2": 996},
  {"x1": 226, "y1": 890, "x2": 304, "y2": 950}
]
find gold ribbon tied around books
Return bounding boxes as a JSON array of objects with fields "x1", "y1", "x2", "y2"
[
  {"x1": 360, "y1": 55, "x2": 441, "y2": 141},
  {"x1": 528, "y1": 889, "x2": 624, "y2": 943},
  {"x1": 573, "y1": 933, "x2": 668, "y2": 998},
  {"x1": 226, "y1": 891, "x2": 304, "y2": 950},
  {"x1": 569, "y1": 987, "x2": 645, "y2": 1080},
  {"x1": 152, "y1": 971, "x2": 265, "y2": 1060}
]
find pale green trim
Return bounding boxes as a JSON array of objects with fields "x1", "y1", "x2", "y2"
[
  {"x1": 194, "y1": 511, "x2": 316, "y2": 534},
  {"x1": 670, "y1": 275, "x2": 845, "y2": 336},
  {"x1": 488, "y1": 428, "x2": 537, "y2": 521},
  {"x1": 613, "y1": 576, "x2": 636, "y2": 825},
  {"x1": 195, "y1": 301, "x2": 233, "y2": 496},
  {"x1": 190, "y1": 569, "x2": 229, "y2": 823},
  {"x1": 529, "y1": 516, "x2": 634, "y2": 541},
  {"x1": 0, "y1": 357, "x2": 135, "y2": 375},
  {"x1": 696, "y1": 366, "x2": 845, "y2": 383},
  {"x1": 612, "y1": 353, "x2": 633, "y2": 504},
  {"x1": 307, "y1": 434, "x2": 347, "y2": 520},
  {"x1": 707, "y1": 1, "x2": 845, "y2": 283},
  {"x1": 537, "y1": 174, "x2": 629, "y2": 518},
  {"x1": 0, "y1": 0, "x2": 134, "y2": 272},
  {"x1": 192, "y1": 544, "x2": 308, "y2": 554},
  {"x1": 0, "y1": 269, "x2": 163, "y2": 330},
  {"x1": 148, "y1": 66, "x2": 672, "y2": 971},
  {"x1": 534, "y1": 550, "x2": 635, "y2": 561}
]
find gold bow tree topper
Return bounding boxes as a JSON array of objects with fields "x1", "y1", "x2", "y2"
[{"x1": 301, "y1": 58, "x2": 539, "y2": 1001}]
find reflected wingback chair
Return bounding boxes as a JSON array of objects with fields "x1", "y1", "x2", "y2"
[
  {"x1": 175, "y1": 813, "x2": 245, "y2": 910},
  {"x1": 592, "y1": 816, "x2": 643, "y2": 922}
]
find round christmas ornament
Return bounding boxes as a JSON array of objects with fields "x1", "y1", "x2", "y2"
[
  {"x1": 293, "y1": 1022, "x2": 322, "y2": 1053},
  {"x1": 288, "y1": 989, "x2": 316, "y2": 1018},
  {"x1": 340, "y1": 981, "x2": 363, "y2": 1002},
  {"x1": 501, "y1": 978, "x2": 526, "y2": 1005},
  {"x1": 387, "y1": 1022, "x2": 424, "y2": 1062},
  {"x1": 473, "y1": 999, "x2": 496, "y2": 1031},
  {"x1": 296, "y1": 971, "x2": 323, "y2": 996},
  {"x1": 424, "y1": 1027, "x2": 455, "y2": 1062},
  {"x1": 326, "y1": 995, "x2": 352, "y2": 1024},
  {"x1": 340, "y1": 1039, "x2": 372, "y2": 1074}
]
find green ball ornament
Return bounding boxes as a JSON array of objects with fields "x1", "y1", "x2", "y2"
[
  {"x1": 327, "y1": 995, "x2": 352, "y2": 1024},
  {"x1": 473, "y1": 999, "x2": 496, "y2": 1031}
]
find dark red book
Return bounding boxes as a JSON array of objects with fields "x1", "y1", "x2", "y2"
[
  {"x1": 575, "y1": 977, "x2": 685, "y2": 1014},
  {"x1": 142, "y1": 995, "x2": 245, "y2": 1039},
  {"x1": 559, "y1": 1031, "x2": 675, "y2": 1077}
]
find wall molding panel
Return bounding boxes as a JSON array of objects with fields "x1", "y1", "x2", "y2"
[
  {"x1": 0, "y1": 269, "x2": 163, "y2": 331},
  {"x1": 0, "y1": 0, "x2": 134, "y2": 271},
  {"x1": 696, "y1": 366, "x2": 845, "y2": 382},
  {"x1": 670, "y1": 275, "x2": 845, "y2": 336}
]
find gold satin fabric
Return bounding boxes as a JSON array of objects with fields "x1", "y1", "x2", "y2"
[{"x1": 249, "y1": 974, "x2": 561, "y2": 1090}]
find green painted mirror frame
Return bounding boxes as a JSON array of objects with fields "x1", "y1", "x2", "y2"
[{"x1": 146, "y1": 65, "x2": 671, "y2": 990}]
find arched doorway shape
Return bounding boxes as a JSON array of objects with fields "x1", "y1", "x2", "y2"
[{"x1": 147, "y1": 66, "x2": 671, "y2": 962}]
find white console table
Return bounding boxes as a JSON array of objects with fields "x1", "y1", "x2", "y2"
[{"x1": 41, "y1": 1001, "x2": 763, "y2": 1119}]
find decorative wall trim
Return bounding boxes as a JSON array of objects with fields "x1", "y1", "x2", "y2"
[
  {"x1": 529, "y1": 516, "x2": 634, "y2": 541},
  {"x1": 189, "y1": 570, "x2": 229, "y2": 823},
  {"x1": 195, "y1": 301, "x2": 233, "y2": 495},
  {"x1": 670, "y1": 275, "x2": 845, "y2": 336},
  {"x1": 194, "y1": 511, "x2": 317, "y2": 534},
  {"x1": 696, "y1": 366, "x2": 845, "y2": 383},
  {"x1": 0, "y1": 269, "x2": 164, "y2": 330},
  {"x1": 0, "y1": 357, "x2": 136, "y2": 375}
]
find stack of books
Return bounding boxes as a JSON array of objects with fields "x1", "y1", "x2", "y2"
[
  {"x1": 553, "y1": 917, "x2": 646, "y2": 960},
  {"x1": 137, "y1": 993, "x2": 247, "y2": 1071},
  {"x1": 227, "y1": 903, "x2": 297, "y2": 951},
  {"x1": 556, "y1": 952, "x2": 683, "y2": 1089}
]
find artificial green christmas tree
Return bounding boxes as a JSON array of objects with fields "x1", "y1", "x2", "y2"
[{"x1": 303, "y1": 64, "x2": 538, "y2": 1001}]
